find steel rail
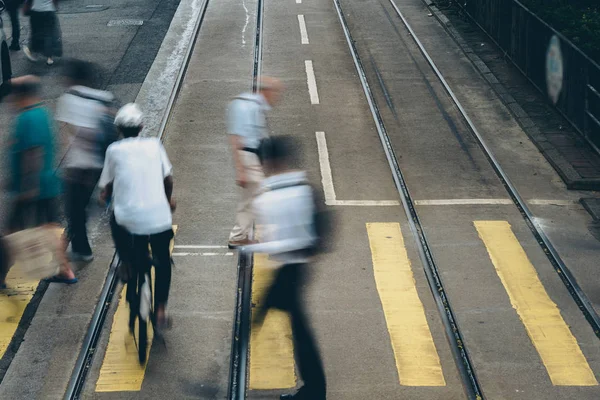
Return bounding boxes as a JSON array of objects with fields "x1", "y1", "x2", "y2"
[
  {"x1": 389, "y1": 0, "x2": 600, "y2": 339},
  {"x1": 333, "y1": 0, "x2": 484, "y2": 398},
  {"x1": 227, "y1": 0, "x2": 264, "y2": 397}
]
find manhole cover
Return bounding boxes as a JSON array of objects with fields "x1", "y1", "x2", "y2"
[{"x1": 107, "y1": 19, "x2": 144, "y2": 27}]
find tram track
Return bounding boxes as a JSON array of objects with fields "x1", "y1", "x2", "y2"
[
  {"x1": 227, "y1": 0, "x2": 264, "y2": 397},
  {"x1": 333, "y1": 1, "x2": 484, "y2": 398},
  {"x1": 383, "y1": 0, "x2": 600, "y2": 338},
  {"x1": 63, "y1": 0, "x2": 212, "y2": 397},
  {"x1": 335, "y1": 0, "x2": 600, "y2": 398},
  {"x1": 45, "y1": 0, "x2": 600, "y2": 398}
]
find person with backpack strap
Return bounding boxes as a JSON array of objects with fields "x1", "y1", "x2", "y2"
[
  {"x1": 56, "y1": 59, "x2": 118, "y2": 262},
  {"x1": 239, "y1": 136, "x2": 327, "y2": 400}
]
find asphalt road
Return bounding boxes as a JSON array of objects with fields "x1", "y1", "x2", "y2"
[{"x1": 2, "y1": 0, "x2": 600, "y2": 398}]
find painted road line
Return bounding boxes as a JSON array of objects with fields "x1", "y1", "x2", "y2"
[
  {"x1": 414, "y1": 199, "x2": 577, "y2": 206},
  {"x1": 366, "y1": 223, "x2": 446, "y2": 386},
  {"x1": 334, "y1": 200, "x2": 400, "y2": 206},
  {"x1": 315, "y1": 132, "x2": 400, "y2": 206},
  {"x1": 527, "y1": 199, "x2": 577, "y2": 206},
  {"x1": 95, "y1": 226, "x2": 178, "y2": 392},
  {"x1": 298, "y1": 15, "x2": 309, "y2": 44},
  {"x1": 296, "y1": 0, "x2": 301, "y2": 3},
  {"x1": 0, "y1": 228, "x2": 63, "y2": 358},
  {"x1": 305, "y1": 60, "x2": 320, "y2": 105},
  {"x1": 415, "y1": 199, "x2": 512, "y2": 206},
  {"x1": 172, "y1": 252, "x2": 234, "y2": 256},
  {"x1": 249, "y1": 229, "x2": 295, "y2": 389},
  {"x1": 316, "y1": 132, "x2": 337, "y2": 205},
  {"x1": 174, "y1": 245, "x2": 227, "y2": 249},
  {"x1": 475, "y1": 221, "x2": 598, "y2": 386}
]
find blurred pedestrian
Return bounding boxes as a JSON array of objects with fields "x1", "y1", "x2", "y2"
[
  {"x1": 1, "y1": 75, "x2": 75, "y2": 287},
  {"x1": 5, "y1": 0, "x2": 23, "y2": 50},
  {"x1": 56, "y1": 59, "x2": 117, "y2": 262},
  {"x1": 227, "y1": 77, "x2": 283, "y2": 249},
  {"x1": 240, "y1": 137, "x2": 326, "y2": 400},
  {"x1": 22, "y1": 0, "x2": 62, "y2": 65},
  {"x1": 99, "y1": 103, "x2": 176, "y2": 331}
]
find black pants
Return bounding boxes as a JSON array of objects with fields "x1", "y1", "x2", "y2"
[
  {"x1": 255, "y1": 263, "x2": 326, "y2": 397},
  {"x1": 29, "y1": 11, "x2": 62, "y2": 58},
  {"x1": 7, "y1": 5, "x2": 20, "y2": 46},
  {"x1": 110, "y1": 216, "x2": 174, "y2": 310},
  {"x1": 65, "y1": 170, "x2": 100, "y2": 256}
]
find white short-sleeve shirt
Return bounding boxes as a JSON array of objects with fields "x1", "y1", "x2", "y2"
[{"x1": 99, "y1": 137, "x2": 173, "y2": 235}]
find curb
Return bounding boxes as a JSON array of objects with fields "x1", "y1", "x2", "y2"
[
  {"x1": 421, "y1": 0, "x2": 600, "y2": 191},
  {"x1": 581, "y1": 198, "x2": 600, "y2": 221}
]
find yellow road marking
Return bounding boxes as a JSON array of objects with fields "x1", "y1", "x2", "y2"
[
  {"x1": 366, "y1": 223, "x2": 445, "y2": 386},
  {"x1": 96, "y1": 225, "x2": 177, "y2": 392},
  {"x1": 0, "y1": 280, "x2": 38, "y2": 358},
  {"x1": 475, "y1": 221, "x2": 598, "y2": 386},
  {"x1": 0, "y1": 228, "x2": 63, "y2": 358},
  {"x1": 249, "y1": 227, "x2": 296, "y2": 390}
]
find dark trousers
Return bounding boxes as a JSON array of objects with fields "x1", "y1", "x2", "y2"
[
  {"x1": 29, "y1": 11, "x2": 62, "y2": 58},
  {"x1": 65, "y1": 170, "x2": 100, "y2": 256},
  {"x1": 7, "y1": 5, "x2": 20, "y2": 46},
  {"x1": 255, "y1": 263, "x2": 326, "y2": 397},
  {"x1": 110, "y1": 216, "x2": 174, "y2": 310}
]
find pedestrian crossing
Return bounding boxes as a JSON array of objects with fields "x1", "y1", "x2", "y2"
[
  {"x1": 475, "y1": 221, "x2": 597, "y2": 386},
  {"x1": 366, "y1": 222, "x2": 445, "y2": 386},
  {"x1": 249, "y1": 251, "x2": 296, "y2": 389},
  {"x1": 0, "y1": 228, "x2": 64, "y2": 359},
  {"x1": 248, "y1": 220, "x2": 598, "y2": 390},
  {"x1": 95, "y1": 226, "x2": 178, "y2": 392},
  {"x1": 0, "y1": 272, "x2": 39, "y2": 359},
  {"x1": 91, "y1": 220, "x2": 599, "y2": 393}
]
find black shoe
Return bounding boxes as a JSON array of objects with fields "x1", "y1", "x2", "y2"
[
  {"x1": 280, "y1": 388, "x2": 325, "y2": 400},
  {"x1": 9, "y1": 42, "x2": 20, "y2": 51}
]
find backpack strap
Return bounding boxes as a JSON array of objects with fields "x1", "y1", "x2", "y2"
[{"x1": 66, "y1": 89, "x2": 113, "y2": 107}]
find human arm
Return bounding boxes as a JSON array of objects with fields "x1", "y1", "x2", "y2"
[
  {"x1": 159, "y1": 143, "x2": 176, "y2": 211},
  {"x1": 98, "y1": 147, "x2": 114, "y2": 205},
  {"x1": 228, "y1": 135, "x2": 247, "y2": 188},
  {"x1": 228, "y1": 100, "x2": 252, "y2": 188}
]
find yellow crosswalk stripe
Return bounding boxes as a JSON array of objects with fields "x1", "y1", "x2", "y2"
[
  {"x1": 475, "y1": 221, "x2": 598, "y2": 386},
  {"x1": 0, "y1": 279, "x2": 38, "y2": 358},
  {"x1": 95, "y1": 225, "x2": 177, "y2": 392},
  {"x1": 0, "y1": 228, "x2": 63, "y2": 358},
  {"x1": 249, "y1": 227, "x2": 296, "y2": 390},
  {"x1": 366, "y1": 223, "x2": 446, "y2": 386}
]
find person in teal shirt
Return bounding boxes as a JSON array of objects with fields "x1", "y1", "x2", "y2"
[
  {"x1": 1, "y1": 76, "x2": 76, "y2": 288},
  {"x1": 9, "y1": 94, "x2": 61, "y2": 203}
]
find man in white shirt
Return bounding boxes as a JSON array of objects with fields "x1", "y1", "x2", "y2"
[
  {"x1": 99, "y1": 103, "x2": 175, "y2": 330},
  {"x1": 227, "y1": 77, "x2": 283, "y2": 248},
  {"x1": 240, "y1": 136, "x2": 326, "y2": 400}
]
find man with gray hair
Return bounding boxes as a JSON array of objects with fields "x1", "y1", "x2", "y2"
[{"x1": 227, "y1": 77, "x2": 283, "y2": 248}]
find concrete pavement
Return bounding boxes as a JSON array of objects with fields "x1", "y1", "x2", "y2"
[{"x1": 2, "y1": 0, "x2": 600, "y2": 398}]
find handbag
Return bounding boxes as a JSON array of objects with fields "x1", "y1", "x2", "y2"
[{"x1": 3, "y1": 226, "x2": 61, "y2": 280}]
